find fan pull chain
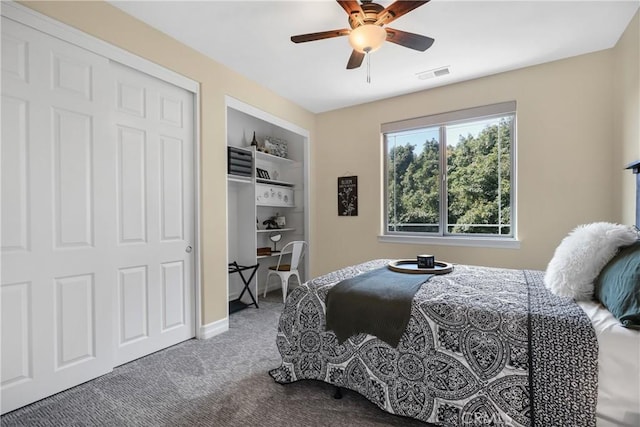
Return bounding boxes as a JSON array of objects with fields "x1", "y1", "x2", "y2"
[{"x1": 366, "y1": 52, "x2": 371, "y2": 84}]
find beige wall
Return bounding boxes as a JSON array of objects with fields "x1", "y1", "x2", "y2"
[
  {"x1": 315, "y1": 50, "x2": 621, "y2": 274},
  {"x1": 19, "y1": 1, "x2": 317, "y2": 326},
  {"x1": 17, "y1": 2, "x2": 639, "y2": 322},
  {"x1": 614, "y1": 11, "x2": 640, "y2": 225}
]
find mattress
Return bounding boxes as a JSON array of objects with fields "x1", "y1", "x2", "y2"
[{"x1": 578, "y1": 301, "x2": 640, "y2": 427}]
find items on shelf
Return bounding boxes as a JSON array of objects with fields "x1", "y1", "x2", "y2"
[
  {"x1": 262, "y1": 218, "x2": 278, "y2": 229},
  {"x1": 250, "y1": 131, "x2": 258, "y2": 147},
  {"x1": 262, "y1": 213, "x2": 286, "y2": 230},
  {"x1": 256, "y1": 168, "x2": 271, "y2": 179},
  {"x1": 227, "y1": 146, "x2": 252, "y2": 177},
  {"x1": 269, "y1": 232, "x2": 282, "y2": 252},
  {"x1": 257, "y1": 137, "x2": 288, "y2": 158},
  {"x1": 256, "y1": 183, "x2": 294, "y2": 206},
  {"x1": 257, "y1": 247, "x2": 272, "y2": 256}
]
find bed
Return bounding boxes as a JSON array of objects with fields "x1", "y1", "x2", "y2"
[{"x1": 270, "y1": 245, "x2": 640, "y2": 425}]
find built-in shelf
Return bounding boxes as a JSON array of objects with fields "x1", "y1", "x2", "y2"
[
  {"x1": 256, "y1": 178, "x2": 294, "y2": 187},
  {"x1": 257, "y1": 227, "x2": 295, "y2": 233},
  {"x1": 257, "y1": 202, "x2": 295, "y2": 208},
  {"x1": 255, "y1": 150, "x2": 294, "y2": 164},
  {"x1": 227, "y1": 174, "x2": 252, "y2": 184}
]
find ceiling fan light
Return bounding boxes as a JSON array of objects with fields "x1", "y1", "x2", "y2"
[{"x1": 348, "y1": 24, "x2": 386, "y2": 53}]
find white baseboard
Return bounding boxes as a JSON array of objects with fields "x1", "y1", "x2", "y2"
[{"x1": 198, "y1": 317, "x2": 229, "y2": 339}]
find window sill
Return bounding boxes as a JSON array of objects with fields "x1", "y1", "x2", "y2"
[{"x1": 378, "y1": 234, "x2": 521, "y2": 249}]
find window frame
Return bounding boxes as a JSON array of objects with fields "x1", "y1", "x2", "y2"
[{"x1": 380, "y1": 101, "x2": 519, "y2": 249}]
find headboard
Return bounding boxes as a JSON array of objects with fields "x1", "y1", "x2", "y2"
[{"x1": 626, "y1": 160, "x2": 640, "y2": 227}]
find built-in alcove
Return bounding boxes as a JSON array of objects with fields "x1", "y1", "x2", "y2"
[{"x1": 226, "y1": 97, "x2": 310, "y2": 309}]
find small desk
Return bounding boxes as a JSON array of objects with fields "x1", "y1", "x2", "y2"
[
  {"x1": 257, "y1": 250, "x2": 292, "y2": 260},
  {"x1": 228, "y1": 261, "x2": 259, "y2": 313}
]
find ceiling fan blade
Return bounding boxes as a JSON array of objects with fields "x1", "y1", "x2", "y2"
[
  {"x1": 385, "y1": 28, "x2": 434, "y2": 51},
  {"x1": 376, "y1": 0, "x2": 430, "y2": 26},
  {"x1": 337, "y1": 0, "x2": 365, "y2": 26},
  {"x1": 337, "y1": 0, "x2": 363, "y2": 15},
  {"x1": 346, "y1": 50, "x2": 365, "y2": 69},
  {"x1": 291, "y1": 29, "x2": 350, "y2": 44}
]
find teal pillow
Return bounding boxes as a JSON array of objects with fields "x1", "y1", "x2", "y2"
[{"x1": 595, "y1": 241, "x2": 640, "y2": 329}]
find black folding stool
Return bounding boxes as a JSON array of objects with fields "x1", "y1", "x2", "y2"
[{"x1": 228, "y1": 261, "x2": 260, "y2": 313}]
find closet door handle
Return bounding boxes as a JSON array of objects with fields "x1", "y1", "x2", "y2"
[{"x1": 185, "y1": 245, "x2": 193, "y2": 253}]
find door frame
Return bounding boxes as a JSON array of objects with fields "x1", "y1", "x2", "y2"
[{"x1": 1, "y1": 1, "x2": 204, "y2": 338}]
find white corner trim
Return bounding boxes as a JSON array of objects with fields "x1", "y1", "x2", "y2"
[
  {"x1": 225, "y1": 96, "x2": 310, "y2": 138},
  {"x1": 198, "y1": 317, "x2": 229, "y2": 340}
]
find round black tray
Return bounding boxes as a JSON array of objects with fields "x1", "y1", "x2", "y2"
[{"x1": 388, "y1": 259, "x2": 454, "y2": 275}]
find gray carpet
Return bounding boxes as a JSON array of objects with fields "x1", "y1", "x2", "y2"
[{"x1": 1, "y1": 293, "x2": 427, "y2": 426}]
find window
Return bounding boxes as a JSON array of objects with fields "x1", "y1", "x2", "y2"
[{"x1": 382, "y1": 102, "x2": 516, "y2": 244}]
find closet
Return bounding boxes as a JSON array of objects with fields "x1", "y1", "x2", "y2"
[
  {"x1": 226, "y1": 98, "x2": 309, "y2": 307},
  {"x1": 1, "y1": 5, "x2": 198, "y2": 413}
]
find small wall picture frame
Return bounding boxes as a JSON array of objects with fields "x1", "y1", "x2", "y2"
[
  {"x1": 338, "y1": 175, "x2": 358, "y2": 216},
  {"x1": 256, "y1": 168, "x2": 271, "y2": 180}
]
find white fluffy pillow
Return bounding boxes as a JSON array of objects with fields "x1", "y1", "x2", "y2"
[{"x1": 544, "y1": 222, "x2": 638, "y2": 300}]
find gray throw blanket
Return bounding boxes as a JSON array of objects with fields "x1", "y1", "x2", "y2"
[{"x1": 325, "y1": 267, "x2": 432, "y2": 347}]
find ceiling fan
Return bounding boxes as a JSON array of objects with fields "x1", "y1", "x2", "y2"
[{"x1": 291, "y1": 0, "x2": 434, "y2": 70}]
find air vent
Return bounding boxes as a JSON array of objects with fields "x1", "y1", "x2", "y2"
[{"x1": 416, "y1": 66, "x2": 450, "y2": 80}]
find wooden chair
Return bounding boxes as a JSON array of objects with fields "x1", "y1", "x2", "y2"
[{"x1": 264, "y1": 241, "x2": 307, "y2": 303}]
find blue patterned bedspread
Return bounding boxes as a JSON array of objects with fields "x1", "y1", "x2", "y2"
[{"x1": 269, "y1": 260, "x2": 598, "y2": 426}]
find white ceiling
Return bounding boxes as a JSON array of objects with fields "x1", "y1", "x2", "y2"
[{"x1": 110, "y1": 0, "x2": 639, "y2": 113}]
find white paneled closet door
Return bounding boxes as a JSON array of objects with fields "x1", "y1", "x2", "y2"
[
  {"x1": 111, "y1": 62, "x2": 194, "y2": 366},
  {"x1": 1, "y1": 17, "x2": 115, "y2": 413},
  {"x1": 1, "y1": 17, "x2": 195, "y2": 413}
]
